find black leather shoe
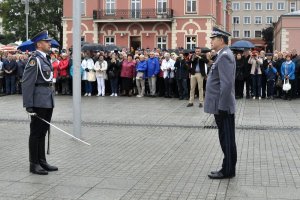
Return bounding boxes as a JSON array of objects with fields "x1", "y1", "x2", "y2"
[
  {"x1": 186, "y1": 103, "x2": 193, "y2": 107},
  {"x1": 40, "y1": 160, "x2": 58, "y2": 171},
  {"x1": 199, "y1": 103, "x2": 203, "y2": 108},
  {"x1": 30, "y1": 163, "x2": 48, "y2": 175},
  {"x1": 208, "y1": 171, "x2": 235, "y2": 179}
]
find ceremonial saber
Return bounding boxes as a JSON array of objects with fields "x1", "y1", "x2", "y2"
[{"x1": 35, "y1": 115, "x2": 91, "y2": 146}]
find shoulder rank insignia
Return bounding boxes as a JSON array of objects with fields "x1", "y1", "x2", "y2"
[{"x1": 29, "y1": 59, "x2": 36, "y2": 67}]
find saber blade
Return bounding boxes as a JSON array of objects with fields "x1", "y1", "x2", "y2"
[{"x1": 36, "y1": 116, "x2": 91, "y2": 146}]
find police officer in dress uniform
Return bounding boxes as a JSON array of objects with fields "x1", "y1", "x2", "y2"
[
  {"x1": 204, "y1": 27, "x2": 237, "y2": 179},
  {"x1": 22, "y1": 31, "x2": 58, "y2": 175}
]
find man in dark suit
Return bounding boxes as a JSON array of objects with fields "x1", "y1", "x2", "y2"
[
  {"x1": 22, "y1": 31, "x2": 58, "y2": 175},
  {"x1": 204, "y1": 27, "x2": 237, "y2": 179},
  {"x1": 3, "y1": 54, "x2": 18, "y2": 95}
]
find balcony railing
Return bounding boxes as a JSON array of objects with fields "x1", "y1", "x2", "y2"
[{"x1": 93, "y1": 9, "x2": 173, "y2": 20}]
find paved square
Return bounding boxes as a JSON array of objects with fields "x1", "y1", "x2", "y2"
[{"x1": 0, "y1": 95, "x2": 300, "y2": 199}]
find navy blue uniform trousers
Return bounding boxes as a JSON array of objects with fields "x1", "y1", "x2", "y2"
[{"x1": 214, "y1": 114, "x2": 237, "y2": 176}]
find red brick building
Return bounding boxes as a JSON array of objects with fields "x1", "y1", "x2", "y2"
[{"x1": 62, "y1": 0, "x2": 232, "y2": 50}]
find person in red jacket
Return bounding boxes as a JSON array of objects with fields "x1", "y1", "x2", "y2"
[
  {"x1": 51, "y1": 53, "x2": 60, "y2": 94},
  {"x1": 58, "y1": 53, "x2": 70, "y2": 95},
  {"x1": 120, "y1": 54, "x2": 136, "y2": 96}
]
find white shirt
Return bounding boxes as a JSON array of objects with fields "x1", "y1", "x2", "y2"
[
  {"x1": 161, "y1": 58, "x2": 175, "y2": 78},
  {"x1": 37, "y1": 50, "x2": 47, "y2": 58}
]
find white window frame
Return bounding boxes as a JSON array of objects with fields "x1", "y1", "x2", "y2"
[
  {"x1": 105, "y1": 36, "x2": 115, "y2": 46},
  {"x1": 157, "y1": 36, "x2": 167, "y2": 49},
  {"x1": 186, "y1": 36, "x2": 196, "y2": 49},
  {"x1": 233, "y1": 30, "x2": 240, "y2": 38},
  {"x1": 232, "y1": 2, "x2": 240, "y2": 11},
  {"x1": 233, "y1": 16, "x2": 240, "y2": 24},
  {"x1": 157, "y1": 0, "x2": 167, "y2": 13},
  {"x1": 290, "y1": 2, "x2": 296, "y2": 12},
  {"x1": 254, "y1": 16, "x2": 262, "y2": 24},
  {"x1": 186, "y1": 0, "x2": 197, "y2": 13},
  {"x1": 244, "y1": 2, "x2": 251, "y2": 10},
  {"x1": 255, "y1": 2, "x2": 262, "y2": 10},
  {"x1": 266, "y1": 16, "x2": 273, "y2": 24},
  {"x1": 244, "y1": 16, "x2": 251, "y2": 24},
  {"x1": 244, "y1": 30, "x2": 251, "y2": 38},
  {"x1": 266, "y1": 2, "x2": 273, "y2": 10},
  {"x1": 81, "y1": 0, "x2": 86, "y2": 16},
  {"x1": 254, "y1": 30, "x2": 262, "y2": 38},
  {"x1": 106, "y1": 0, "x2": 115, "y2": 15},
  {"x1": 277, "y1": 2, "x2": 285, "y2": 10}
]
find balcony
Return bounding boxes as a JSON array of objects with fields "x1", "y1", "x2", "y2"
[{"x1": 93, "y1": 9, "x2": 173, "y2": 22}]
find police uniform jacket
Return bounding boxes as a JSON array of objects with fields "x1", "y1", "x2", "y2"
[
  {"x1": 204, "y1": 46, "x2": 236, "y2": 114},
  {"x1": 22, "y1": 51, "x2": 54, "y2": 109}
]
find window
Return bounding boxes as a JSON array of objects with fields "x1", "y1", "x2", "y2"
[
  {"x1": 244, "y1": 2, "x2": 251, "y2": 10},
  {"x1": 290, "y1": 2, "x2": 296, "y2": 12},
  {"x1": 266, "y1": 16, "x2": 273, "y2": 24},
  {"x1": 255, "y1": 2, "x2": 262, "y2": 10},
  {"x1": 277, "y1": 2, "x2": 285, "y2": 10},
  {"x1": 255, "y1": 16, "x2": 262, "y2": 24},
  {"x1": 266, "y1": 2, "x2": 273, "y2": 10},
  {"x1": 186, "y1": 36, "x2": 196, "y2": 49},
  {"x1": 186, "y1": 0, "x2": 196, "y2": 13},
  {"x1": 255, "y1": 31, "x2": 262, "y2": 38},
  {"x1": 81, "y1": 0, "x2": 85, "y2": 15},
  {"x1": 105, "y1": 37, "x2": 115, "y2": 46},
  {"x1": 157, "y1": 0, "x2": 167, "y2": 13},
  {"x1": 131, "y1": 0, "x2": 141, "y2": 18},
  {"x1": 244, "y1": 16, "x2": 251, "y2": 24},
  {"x1": 106, "y1": 0, "x2": 115, "y2": 15},
  {"x1": 157, "y1": 36, "x2": 167, "y2": 49},
  {"x1": 244, "y1": 30, "x2": 251, "y2": 38},
  {"x1": 233, "y1": 30, "x2": 240, "y2": 38},
  {"x1": 233, "y1": 17, "x2": 240, "y2": 24},
  {"x1": 232, "y1": 2, "x2": 240, "y2": 10}
]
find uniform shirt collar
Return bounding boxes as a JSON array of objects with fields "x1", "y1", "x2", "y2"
[{"x1": 37, "y1": 50, "x2": 47, "y2": 58}]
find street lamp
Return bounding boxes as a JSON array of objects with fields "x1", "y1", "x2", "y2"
[{"x1": 16, "y1": 0, "x2": 45, "y2": 40}]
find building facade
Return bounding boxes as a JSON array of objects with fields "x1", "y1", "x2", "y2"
[
  {"x1": 231, "y1": 0, "x2": 300, "y2": 48},
  {"x1": 274, "y1": 10, "x2": 300, "y2": 52},
  {"x1": 62, "y1": 0, "x2": 232, "y2": 50}
]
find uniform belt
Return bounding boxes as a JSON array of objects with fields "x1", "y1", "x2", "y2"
[{"x1": 35, "y1": 83, "x2": 53, "y2": 87}]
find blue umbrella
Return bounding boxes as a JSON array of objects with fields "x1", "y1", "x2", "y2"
[
  {"x1": 231, "y1": 40, "x2": 255, "y2": 49},
  {"x1": 17, "y1": 39, "x2": 60, "y2": 52}
]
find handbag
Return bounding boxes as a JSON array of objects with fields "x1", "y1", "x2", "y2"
[
  {"x1": 282, "y1": 79, "x2": 291, "y2": 91},
  {"x1": 276, "y1": 76, "x2": 282, "y2": 87},
  {"x1": 87, "y1": 71, "x2": 96, "y2": 82}
]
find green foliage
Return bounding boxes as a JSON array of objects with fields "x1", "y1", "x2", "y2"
[
  {"x1": 0, "y1": 33, "x2": 17, "y2": 45},
  {"x1": 0, "y1": 0, "x2": 62, "y2": 44}
]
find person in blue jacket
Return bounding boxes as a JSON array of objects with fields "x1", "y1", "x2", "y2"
[
  {"x1": 264, "y1": 59, "x2": 277, "y2": 100},
  {"x1": 281, "y1": 53, "x2": 296, "y2": 100},
  {"x1": 146, "y1": 51, "x2": 160, "y2": 97},
  {"x1": 136, "y1": 55, "x2": 147, "y2": 97}
]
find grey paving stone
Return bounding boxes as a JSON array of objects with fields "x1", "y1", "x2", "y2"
[
  {"x1": 79, "y1": 188, "x2": 128, "y2": 200},
  {"x1": 58, "y1": 176, "x2": 103, "y2": 188},
  {"x1": 0, "y1": 171, "x2": 29, "y2": 182},
  {"x1": 39, "y1": 185, "x2": 90, "y2": 199},
  {"x1": 2, "y1": 182, "x2": 45, "y2": 195}
]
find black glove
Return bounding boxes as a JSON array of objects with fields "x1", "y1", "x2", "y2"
[
  {"x1": 85, "y1": 68, "x2": 89, "y2": 72},
  {"x1": 26, "y1": 107, "x2": 34, "y2": 113},
  {"x1": 218, "y1": 109, "x2": 228, "y2": 117},
  {"x1": 26, "y1": 107, "x2": 36, "y2": 116}
]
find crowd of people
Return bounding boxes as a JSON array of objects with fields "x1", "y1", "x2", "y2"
[{"x1": 0, "y1": 47, "x2": 299, "y2": 103}]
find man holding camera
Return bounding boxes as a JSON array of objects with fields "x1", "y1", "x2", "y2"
[
  {"x1": 204, "y1": 27, "x2": 237, "y2": 179},
  {"x1": 187, "y1": 47, "x2": 209, "y2": 108}
]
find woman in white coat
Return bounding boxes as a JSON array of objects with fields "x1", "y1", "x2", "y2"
[
  {"x1": 94, "y1": 55, "x2": 108, "y2": 96},
  {"x1": 81, "y1": 52, "x2": 95, "y2": 96}
]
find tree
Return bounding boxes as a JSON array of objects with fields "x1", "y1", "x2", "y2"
[
  {"x1": 0, "y1": 33, "x2": 17, "y2": 45},
  {"x1": 0, "y1": 0, "x2": 63, "y2": 46},
  {"x1": 262, "y1": 26, "x2": 274, "y2": 53}
]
